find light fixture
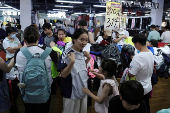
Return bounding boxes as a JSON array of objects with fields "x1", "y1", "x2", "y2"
[
  {"x1": 73, "y1": 13, "x2": 87, "y2": 14},
  {"x1": 56, "y1": 0, "x2": 83, "y2": 4},
  {"x1": 123, "y1": 12, "x2": 128, "y2": 13},
  {"x1": 145, "y1": 14, "x2": 150, "y2": 16},
  {"x1": 93, "y1": 5, "x2": 106, "y2": 8},
  {"x1": 0, "y1": 7, "x2": 12, "y2": 8},
  {"x1": 53, "y1": 9, "x2": 68, "y2": 11},
  {"x1": 96, "y1": 14, "x2": 102, "y2": 16},
  {"x1": 98, "y1": 12, "x2": 106, "y2": 15},
  {"x1": 55, "y1": 5, "x2": 73, "y2": 8},
  {"x1": 48, "y1": 12, "x2": 66, "y2": 18}
]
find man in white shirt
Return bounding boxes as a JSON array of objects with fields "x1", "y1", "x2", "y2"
[
  {"x1": 128, "y1": 34, "x2": 154, "y2": 113},
  {"x1": 161, "y1": 26, "x2": 170, "y2": 43}
]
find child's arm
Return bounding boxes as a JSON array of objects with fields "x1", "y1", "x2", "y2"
[
  {"x1": 82, "y1": 84, "x2": 111, "y2": 104},
  {"x1": 89, "y1": 69, "x2": 104, "y2": 80},
  {"x1": 60, "y1": 52, "x2": 75, "y2": 78}
]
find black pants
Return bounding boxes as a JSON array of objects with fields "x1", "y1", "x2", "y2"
[
  {"x1": 6, "y1": 79, "x2": 19, "y2": 113},
  {"x1": 24, "y1": 96, "x2": 51, "y2": 113},
  {"x1": 51, "y1": 77, "x2": 61, "y2": 94},
  {"x1": 143, "y1": 91, "x2": 151, "y2": 113}
]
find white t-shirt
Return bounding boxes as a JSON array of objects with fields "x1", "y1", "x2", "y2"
[
  {"x1": 124, "y1": 30, "x2": 129, "y2": 37},
  {"x1": 15, "y1": 46, "x2": 53, "y2": 84},
  {"x1": 161, "y1": 31, "x2": 170, "y2": 43},
  {"x1": 3, "y1": 37, "x2": 20, "y2": 58},
  {"x1": 129, "y1": 51, "x2": 154, "y2": 95},
  {"x1": 95, "y1": 36, "x2": 103, "y2": 44}
]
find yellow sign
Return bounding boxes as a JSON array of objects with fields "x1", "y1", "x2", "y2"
[
  {"x1": 121, "y1": 15, "x2": 127, "y2": 29},
  {"x1": 104, "y1": 2, "x2": 121, "y2": 30}
]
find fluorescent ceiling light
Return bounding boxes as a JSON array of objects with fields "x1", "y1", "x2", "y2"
[
  {"x1": 96, "y1": 14, "x2": 102, "y2": 16},
  {"x1": 0, "y1": 7, "x2": 12, "y2": 8},
  {"x1": 145, "y1": 11, "x2": 150, "y2": 12},
  {"x1": 55, "y1": 5, "x2": 73, "y2": 8},
  {"x1": 145, "y1": 14, "x2": 150, "y2": 16},
  {"x1": 123, "y1": 12, "x2": 128, "y2": 13},
  {"x1": 122, "y1": 1, "x2": 133, "y2": 3},
  {"x1": 56, "y1": 0, "x2": 83, "y2": 4},
  {"x1": 74, "y1": 13, "x2": 87, "y2": 14},
  {"x1": 98, "y1": 12, "x2": 105, "y2": 15},
  {"x1": 53, "y1": 9, "x2": 68, "y2": 11},
  {"x1": 4, "y1": 4, "x2": 12, "y2": 8},
  {"x1": 93, "y1": 5, "x2": 106, "y2": 8}
]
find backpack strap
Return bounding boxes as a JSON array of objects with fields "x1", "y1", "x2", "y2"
[
  {"x1": 40, "y1": 47, "x2": 52, "y2": 60},
  {"x1": 20, "y1": 47, "x2": 33, "y2": 60}
]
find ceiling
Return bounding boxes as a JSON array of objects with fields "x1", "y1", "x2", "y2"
[{"x1": 1, "y1": 0, "x2": 170, "y2": 15}]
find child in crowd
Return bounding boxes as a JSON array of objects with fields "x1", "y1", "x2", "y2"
[
  {"x1": 147, "y1": 39, "x2": 158, "y2": 47},
  {"x1": 57, "y1": 28, "x2": 66, "y2": 42},
  {"x1": 57, "y1": 28, "x2": 91, "y2": 113},
  {"x1": 108, "y1": 80, "x2": 147, "y2": 113},
  {"x1": 82, "y1": 59, "x2": 119, "y2": 113}
]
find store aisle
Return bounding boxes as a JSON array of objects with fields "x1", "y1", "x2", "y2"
[{"x1": 16, "y1": 76, "x2": 170, "y2": 113}]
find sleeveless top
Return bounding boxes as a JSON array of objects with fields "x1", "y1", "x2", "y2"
[{"x1": 95, "y1": 79, "x2": 119, "y2": 113}]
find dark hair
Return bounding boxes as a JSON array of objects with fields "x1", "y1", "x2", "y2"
[
  {"x1": 1, "y1": 24, "x2": 3, "y2": 28},
  {"x1": 72, "y1": 28, "x2": 88, "y2": 44},
  {"x1": 151, "y1": 25, "x2": 156, "y2": 29},
  {"x1": 132, "y1": 34, "x2": 147, "y2": 46},
  {"x1": 57, "y1": 28, "x2": 66, "y2": 34},
  {"x1": 149, "y1": 39, "x2": 158, "y2": 47},
  {"x1": 6, "y1": 27, "x2": 16, "y2": 36},
  {"x1": 101, "y1": 59, "x2": 117, "y2": 77},
  {"x1": 120, "y1": 80, "x2": 144, "y2": 105},
  {"x1": 79, "y1": 19, "x2": 87, "y2": 26},
  {"x1": 6, "y1": 24, "x2": 11, "y2": 27},
  {"x1": 17, "y1": 25, "x2": 21, "y2": 29},
  {"x1": 42, "y1": 23, "x2": 51, "y2": 30},
  {"x1": 100, "y1": 31, "x2": 104, "y2": 37},
  {"x1": 24, "y1": 25, "x2": 39, "y2": 44},
  {"x1": 164, "y1": 26, "x2": 170, "y2": 30}
]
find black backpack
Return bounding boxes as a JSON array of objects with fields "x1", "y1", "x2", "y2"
[{"x1": 101, "y1": 43, "x2": 121, "y2": 63}]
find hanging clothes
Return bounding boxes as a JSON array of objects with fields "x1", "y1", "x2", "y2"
[
  {"x1": 131, "y1": 18, "x2": 135, "y2": 29},
  {"x1": 127, "y1": 18, "x2": 132, "y2": 28},
  {"x1": 135, "y1": 18, "x2": 140, "y2": 29}
]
